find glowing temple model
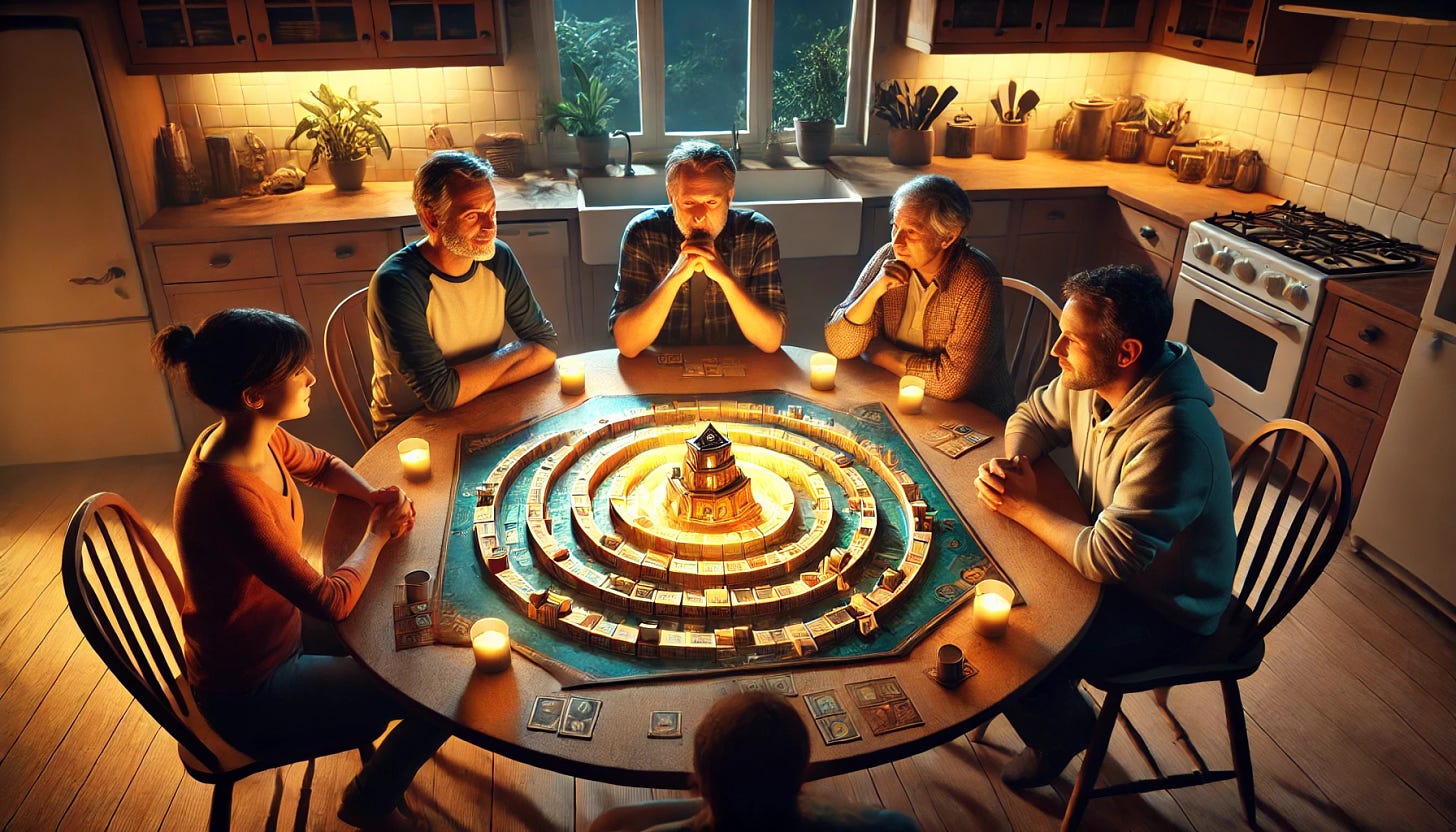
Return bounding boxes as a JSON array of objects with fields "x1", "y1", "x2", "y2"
[{"x1": 667, "y1": 423, "x2": 762, "y2": 526}]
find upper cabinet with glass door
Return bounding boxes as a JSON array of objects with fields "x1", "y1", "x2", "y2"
[
  {"x1": 119, "y1": 0, "x2": 258, "y2": 63},
  {"x1": 1155, "y1": 0, "x2": 1333, "y2": 75},
  {"x1": 369, "y1": 0, "x2": 504, "y2": 59},
  {"x1": 243, "y1": 0, "x2": 376, "y2": 61},
  {"x1": 903, "y1": 0, "x2": 1155, "y2": 53},
  {"x1": 119, "y1": 0, "x2": 507, "y2": 69}
]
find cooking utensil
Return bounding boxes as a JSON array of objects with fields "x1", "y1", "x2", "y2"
[
  {"x1": 990, "y1": 97, "x2": 1004, "y2": 122},
  {"x1": 1014, "y1": 90, "x2": 1039, "y2": 122},
  {"x1": 1007, "y1": 79, "x2": 1017, "y2": 118}
]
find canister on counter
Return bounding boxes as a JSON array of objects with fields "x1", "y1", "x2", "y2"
[
  {"x1": 945, "y1": 111, "x2": 975, "y2": 158},
  {"x1": 205, "y1": 135, "x2": 238, "y2": 198}
]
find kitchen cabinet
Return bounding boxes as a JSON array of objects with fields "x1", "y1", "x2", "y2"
[
  {"x1": 119, "y1": 0, "x2": 506, "y2": 70},
  {"x1": 903, "y1": 0, "x2": 1155, "y2": 53},
  {"x1": 1155, "y1": 0, "x2": 1333, "y2": 76},
  {"x1": 1099, "y1": 199, "x2": 1182, "y2": 290},
  {"x1": 1291, "y1": 276, "x2": 1428, "y2": 503},
  {"x1": 1012, "y1": 197, "x2": 1095, "y2": 300},
  {"x1": 497, "y1": 221, "x2": 581, "y2": 356}
]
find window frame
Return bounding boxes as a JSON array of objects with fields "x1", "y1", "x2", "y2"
[{"x1": 534, "y1": 0, "x2": 871, "y2": 162}]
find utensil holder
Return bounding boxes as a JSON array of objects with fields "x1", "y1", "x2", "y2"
[
  {"x1": 888, "y1": 127, "x2": 933, "y2": 166},
  {"x1": 993, "y1": 121, "x2": 1028, "y2": 161},
  {"x1": 1143, "y1": 134, "x2": 1175, "y2": 166},
  {"x1": 1108, "y1": 123, "x2": 1143, "y2": 163}
]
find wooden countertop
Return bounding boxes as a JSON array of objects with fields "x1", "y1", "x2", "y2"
[
  {"x1": 828, "y1": 152, "x2": 1281, "y2": 227},
  {"x1": 139, "y1": 170, "x2": 579, "y2": 237},
  {"x1": 138, "y1": 151, "x2": 1281, "y2": 238},
  {"x1": 1325, "y1": 273, "x2": 1433, "y2": 327}
]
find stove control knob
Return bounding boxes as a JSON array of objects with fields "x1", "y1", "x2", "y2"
[
  {"x1": 1262, "y1": 270, "x2": 1288, "y2": 297},
  {"x1": 1212, "y1": 247, "x2": 1236, "y2": 271},
  {"x1": 1283, "y1": 281, "x2": 1310, "y2": 308},
  {"x1": 1231, "y1": 258, "x2": 1257, "y2": 282},
  {"x1": 1192, "y1": 240, "x2": 1215, "y2": 262}
]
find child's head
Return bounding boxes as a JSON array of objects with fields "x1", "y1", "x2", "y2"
[
  {"x1": 694, "y1": 691, "x2": 809, "y2": 829},
  {"x1": 152, "y1": 308, "x2": 311, "y2": 413}
]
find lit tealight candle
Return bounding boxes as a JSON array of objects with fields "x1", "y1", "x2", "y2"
[
  {"x1": 972, "y1": 579, "x2": 1015, "y2": 638},
  {"x1": 470, "y1": 618, "x2": 512, "y2": 672},
  {"x1": 898, "y1": 375, "x2": 925, "y2": 414},
  {"x1": 809, "y1": 352, "x2": 837, "y2": 391},
  {"x1": 397, "y1": 438, "x2": 430, "y2": 481},
  {"x1": 559, "y1": 356, "x2": 586, "y2": 396}
]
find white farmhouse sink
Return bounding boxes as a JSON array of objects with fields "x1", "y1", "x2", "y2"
[{"x1": 576, "y1": 168, "x2": 862, "y2": 265}]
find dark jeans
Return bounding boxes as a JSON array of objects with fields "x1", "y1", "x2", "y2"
[
  {"x1": 1001, "y1": 587, "x2": 1200, "y2": 760},
  {"x1": 196, "y1": 618, "x2": 449, "y2": 818}
]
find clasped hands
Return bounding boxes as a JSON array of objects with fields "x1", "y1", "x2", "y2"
[
  {"x1": 975, "y1": 454, "x2": 1039, "y2": 517},
  {"x1": 366, "y1": 484, "x2": 417, "y2": 540},
  {"x1": 670, "y1": 235, "x2": 731, "y2": 285}
]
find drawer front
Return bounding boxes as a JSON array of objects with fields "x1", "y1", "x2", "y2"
[
  {"x1": 1020, "y1": 198, "x2": 1092, "y2": 235},
  {"x1": 1111, "y1": 202, "x2": 1179, "y2": 261},
  {"x1": 967, "y1": 200, "x2": 1011, "y2": 236},
  {"x1": 1315, "y1": 345, "x2": 1395, "y2": 413},
  {"x1": 1328, "y1": 298, "x2": 1415, "y2": 370},
  {"x1": 1306, "y1": 389, "x2": 1376, "y2": 485},
  {"x1": 155, "y1": 238, "x2": 277, "y2": 285},
  {"x1": 290, "y1": 230, "x2": 399, "y2": 276}
]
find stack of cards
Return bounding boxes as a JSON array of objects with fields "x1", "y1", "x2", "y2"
[
  {"x1": 392, "y1": 601, "x2": 434, "y2": 650},
  {"x1": 527, "y1": 695, "x2": 602, "y2": 740},
  {"x1": 738, "y1": 674, "x2": 797, "y2": 696},
  {"x1": 846, "y1": 677, "x2": 925, "y2": 736},
  {"x1": 922, "y1": 421, "x2": 994, "y2": 459},
  {"x1": 648, "y1": 710, "x2": 682, "y2": 738},
  {"x1": 803, "y1": 690, "x2": 861, "y2": 745},
  {"x1": 682, "y1": 356, "x2": 746, "y2": 377}
]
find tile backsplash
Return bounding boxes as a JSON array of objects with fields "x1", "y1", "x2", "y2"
[{"x1": 162, "y1": 17, "x2": 1456, "y2": 250}]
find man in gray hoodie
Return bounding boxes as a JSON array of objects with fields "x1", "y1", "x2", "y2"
[{"x1": 975, "y1": 264, "x2": 1236, "y2": 788}]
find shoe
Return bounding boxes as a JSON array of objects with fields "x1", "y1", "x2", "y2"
[{"x1": 1001, "y1": 746, "x2": 1076, "y2": 789}]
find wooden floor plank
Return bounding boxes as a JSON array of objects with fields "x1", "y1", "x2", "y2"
[
  {"x1": 59, "y1": 699, "x2": 164, "y2": 832},
  {"x1": 425, "y1": 738, "x2": 495, "y2": 831},
  {"x1": 491, "y1": 754, "x2": 574, "y2": 831},
  {"x1": 573, "y1": 778, "x2": 655, "y2": 831}
]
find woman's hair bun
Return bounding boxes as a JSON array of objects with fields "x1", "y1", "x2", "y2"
[{"x1": 152, "y1": 323, "x2": 196, "y2": 368}]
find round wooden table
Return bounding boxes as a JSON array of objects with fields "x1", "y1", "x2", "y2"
[{"x1": 324, "y1": 345, "x2": 1097, "y2": 788}]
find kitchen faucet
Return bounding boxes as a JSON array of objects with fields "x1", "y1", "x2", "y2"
[
  {"x1": 610, "y1": 129, "x2": 635, "y2": 176},
  {"x1": 729, "y1": 125, "x2": 741, "y2": 167}
]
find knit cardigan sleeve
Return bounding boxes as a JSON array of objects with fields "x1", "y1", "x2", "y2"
[{"x1": 824, "y1": 243, "x2": 894, "y2": 359}]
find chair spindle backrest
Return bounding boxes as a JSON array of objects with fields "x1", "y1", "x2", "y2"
[
  {"x1": 324, "y1": 287, "x2": 376, "y2": 451},
  {"x1": 1228, "y1": 420, "x2": 1351, "y2": 644},
  {"x1": 63, "y1": 493, "x2": 224, "y2": 772},
  {"x1": 1001, "y1": 277, "x2": 1062, "y2": 402}
]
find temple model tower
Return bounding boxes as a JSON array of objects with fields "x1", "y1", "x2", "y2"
[{"x1": 667, "y1": 424, "x2": 761, "y2": 527}]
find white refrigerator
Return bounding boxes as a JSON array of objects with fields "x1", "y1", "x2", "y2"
[{"x1": 1352, "y1": 217, "x2": 1456, "y2": 616}]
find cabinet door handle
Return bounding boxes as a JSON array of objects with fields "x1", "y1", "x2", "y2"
[
  {"x1": 1047, "y1": 209, "x2": 1066, "y2": 221},
  {"x1": 256, "y1": 32, "x2": 267, "y2": 43},
  {"x1": 1343, "y1": 373, "x2": 1364, "y2": 389},
  {"x1": 1139, "y1": 225, "x2": 1157, "y2": 241},
  {"x1": 1192, "y1": 38, "x2": 1204, "y2": 48},
  {"x1": 334, "y1": 245, "x2": 355, "y2": 260},
  {"x1": 1358, "y1": 325, "x2": 1382, "y2": 343},
  {"x1": 209, "y1": 254, "x2": 232, "y2": 269},
  {"x1": 479, "y1": 30, "x2": 491, "y2": 39},
  {"x1": 380, "y1": 29, "x2": 391, "y2": 41}
]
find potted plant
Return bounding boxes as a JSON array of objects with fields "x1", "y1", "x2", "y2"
[
  {"x1": 990, "y1": 79, "x2": 1039, "y2": 161},
  {"x1": 775, "y1": 26, "x2": 848, "y2": 164},
  {"x1": 285, "y1": 84, "x2": 391, "y2": 192},
  {"x1": 544, "y1": 61, "x2": 618, "y2": 170},
  {"x1": 872, "y1": 80, "x2": 958, "y2": 166},
  {"x1": 1143, "y1": 99, "x2": 1190, "y2": 166}
]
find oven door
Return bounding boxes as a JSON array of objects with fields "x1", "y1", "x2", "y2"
[{"x1": 1169, "y1": 266, "x2": 1311, "y2": 437}]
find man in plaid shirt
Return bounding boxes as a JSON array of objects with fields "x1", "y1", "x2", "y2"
[{"x1": 609, "y1": 140, "x2": 787, "y2": 357}]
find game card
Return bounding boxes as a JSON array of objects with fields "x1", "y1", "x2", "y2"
[
  {"x1": 815, "y1": 714, "x2": 861, "y2": 745},
  {"x1": 656, "y1": 353, "x2": 684, "y2": 365},
  {"x1": 648, "y1": 711, "x2": 682, "y2": 738},
  {"x1": 922, "y1": 427, "x2": 955, "y2": 445},
  {"x1": 559, "y1": 696, "x2": 602, "y2": 739},
  {"x1": 846, "y1": 680, "x2": 885, "y2": 707},
  {"x1": 527, "y1": 696, "x2": 565, "y2": 732},
  {"x1": 737, "y1": 677, "x2": 766, "y2": 694},
  {"x1": 804, "y1": 690, "x2": 845, "y2": 718},
  {"x1": 765, "y1": 674, "x2": 797, "y2": 696},
  {"x1": 861, "y1": 699, "x2": 925, "y2": 735}
]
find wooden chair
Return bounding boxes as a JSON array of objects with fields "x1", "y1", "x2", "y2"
[
  {"x1": 1058, "y1": 419, "x2": 1352, "y2": 831},
  {"x1": 324, "y1": 287, "x2": 376, "y2": 450},
  {"x1": 1001, "y1": 276, "x2": 1062, "y2": 401},
  {"x1": 62, "y1": 493, "x2": 374, "y2": 832}
]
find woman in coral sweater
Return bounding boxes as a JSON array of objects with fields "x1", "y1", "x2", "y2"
[{"x1": 154, "y1": 308, "x2": 445, "y2": 832}]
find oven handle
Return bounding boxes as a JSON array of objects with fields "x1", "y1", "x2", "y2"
[
  {"x1": 1216, "y1": 293, "x2": 1288, "y2": 329},
  {"x1": 1180, "y1": 268, "x2": 1291, "y2": 329}
]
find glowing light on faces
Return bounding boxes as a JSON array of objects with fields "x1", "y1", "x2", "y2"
[
  {"x1": 669, "y1": 167, "x2": 734, "y2": 241},
  {"x1": 890, "y1": 204, "x2": 954, "y2": 275},
  {"x1": 436, "y1": 178, "x2": 498, "y2": 261},
  {"x1": 1052, "y1": 296, "x2": 1122, "y2": 392}
]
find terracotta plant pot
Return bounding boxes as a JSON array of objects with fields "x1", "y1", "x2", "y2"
[
  {"x1": 887, "y1": 127, "x2": 933, "y2": 166},
  {"x1": 327, "y1": 157, "x2": 367, "y2": 191},
  {"x1": 993, "y1": 121, "x2": 1028, "y2": 161},
  {"x1": 793, "y1": 117, "x2": 835, "y2": 164}
]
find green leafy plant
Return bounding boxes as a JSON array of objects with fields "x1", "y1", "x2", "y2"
[
  {"x1": 774, "y1": 25, "x2": 848, "y2": 124},
  {"x1": 554, "y1": 11, "x2": 639, "y2": 130},
  {"x1": 1146, "y1": 99, "x2": 1190, "y2": 138},
  {"x1": 872, "y1": 80, "x2": 959, "y2": 131},
  {"x1": 285, "y1": 84, "x2": 391, "y2": 168},
  {"x1": 544, "y1": 61, "x2": 619, "y2": 138}
]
